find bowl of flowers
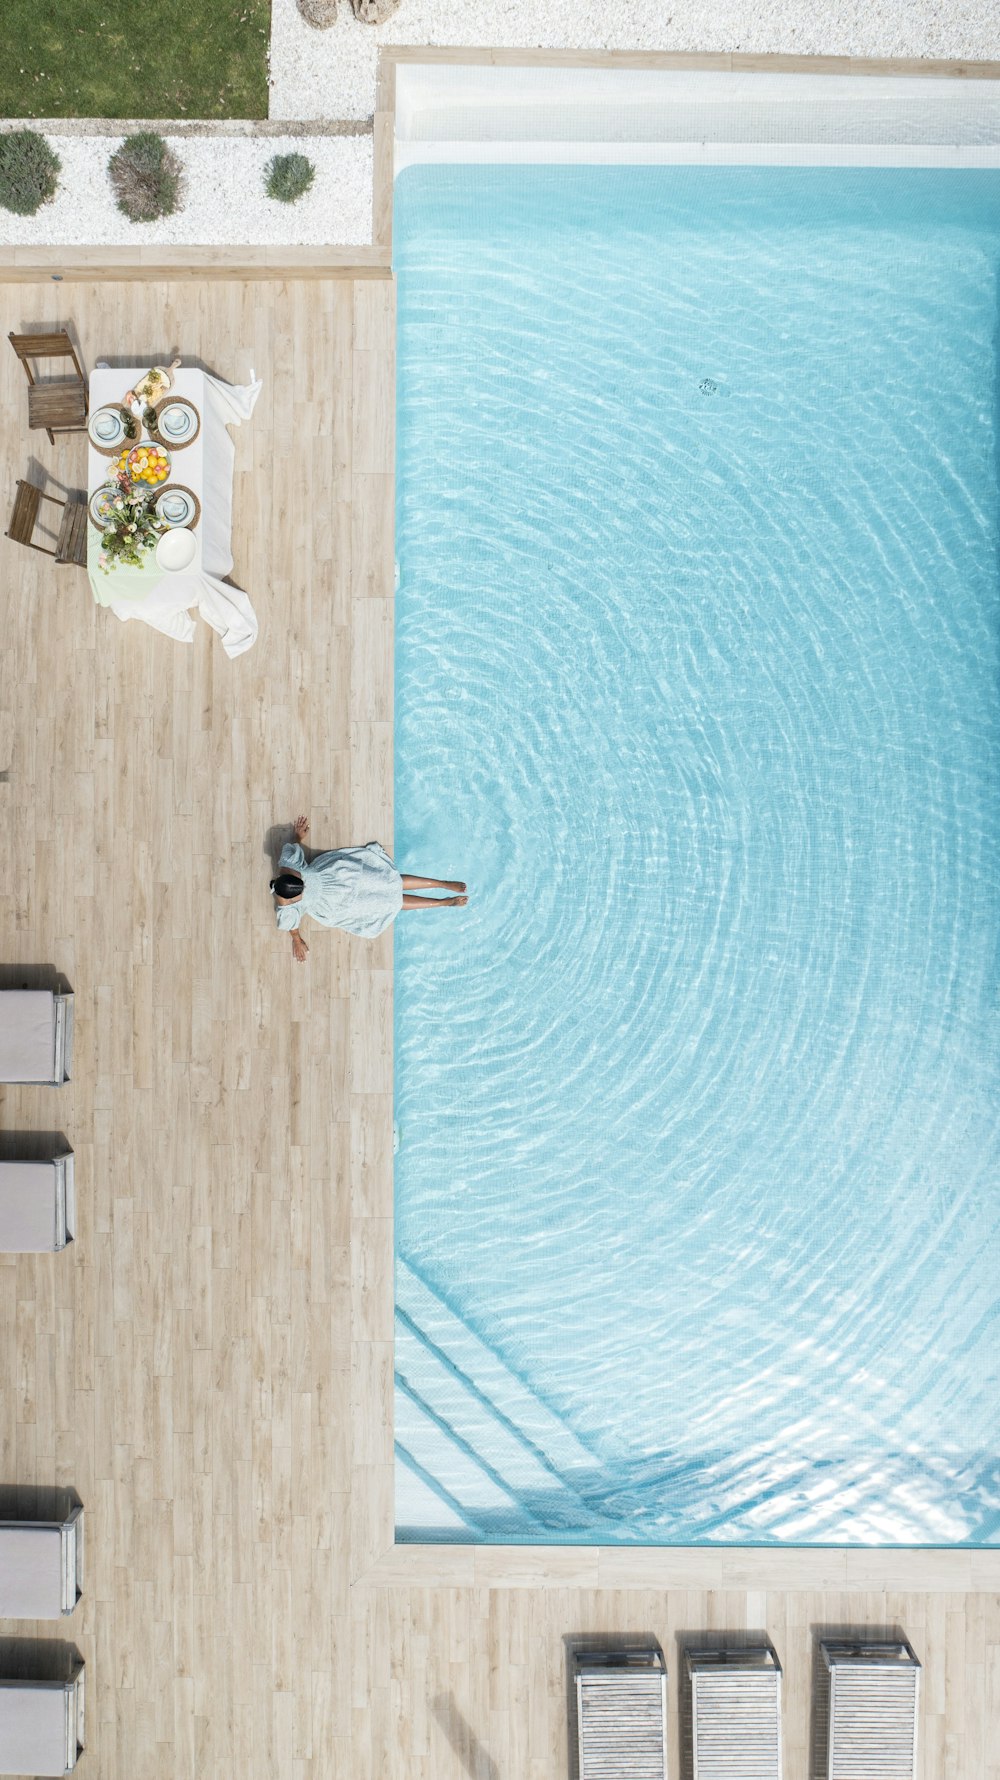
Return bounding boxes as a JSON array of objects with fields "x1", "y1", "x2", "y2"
[{"x1": 97, "y1": 469, "x2": 166, "y2": 575}]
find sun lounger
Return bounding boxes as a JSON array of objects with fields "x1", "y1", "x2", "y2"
[
  {"x1": 0, "y1": 1508, "x2": 83, "y2": 1617},
  {"x1": 820, "y1": 1640, "x2": 920, "y2": 1780},
  {"x1": 0, "y1": 1156, "x2": 75, "y2": 1251},
  {"x1": 687, "y1": 1646, "x2": 782, "y2": 1780},
  {"x1": 0, "y1": 1661, "x2": 85, "y2": 1775},
  {"x1": 574, "y1": 1647, "x2": 668, "y2": 1780},
  {"x1": 0, "y1": 990, "x2": 73, "y2": 1084}
]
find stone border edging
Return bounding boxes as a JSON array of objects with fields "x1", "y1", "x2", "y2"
[{"x1": 0, "y1": 117, "x2": 370, "y2": 138}]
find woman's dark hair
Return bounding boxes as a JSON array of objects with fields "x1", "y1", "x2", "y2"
[{"x1": 270, "y1": 871, "x2": 303, "y2": 898}]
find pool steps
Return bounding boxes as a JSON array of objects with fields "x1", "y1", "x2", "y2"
[{"x1": 395, "y1": 1259, "x2": 607, "y2": 1538}]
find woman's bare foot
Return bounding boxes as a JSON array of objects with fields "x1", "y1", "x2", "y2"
[
  {"x1": 448, "y1": 894, "x2": 468, "y2": 907},
  {"x1": 446, "y1": 880, "x2": 466, "y2": 893}
]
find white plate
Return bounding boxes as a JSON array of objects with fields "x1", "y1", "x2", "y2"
[
  {"x1": 155, "y1": 527, "x2": 197, "y2": 573},
  {"x1": 88, "y1": 407, "x2": 128, "y2": 448},
  {"x1": 155, "y1": 487, "x2": 196, "y2": 528},
  {"x1": 88, "y1": 485, "x2": 118, "y2": 529},
  {"x1": 158, "y1": 402, "x2": 196, "y2": 441}
]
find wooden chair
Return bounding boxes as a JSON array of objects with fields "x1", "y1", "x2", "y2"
[
  {"x1": 6, "y1": 480, "x2": 87, "y2": 567},
  {"x1": 8, "y1": 330, "x2": 87, "y2": 445}
]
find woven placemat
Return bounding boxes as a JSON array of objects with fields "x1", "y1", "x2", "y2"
[
  {"x1": 88, "y1": 405, "x2": 140, "y2": 456},
  {"x1": 148, "y1": 395, "x2": 201, "y2": 450},
  {"x1": 155, "y1": 484, "x2": 201, "y2": 532}
]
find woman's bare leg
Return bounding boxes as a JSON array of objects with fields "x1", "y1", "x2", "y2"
[
  {"x1": 402, "y1": 893, "x2": 468, "y2": 910},
  {"x1": 402, "y1": 875, "x2": 466, "y2": 892}
]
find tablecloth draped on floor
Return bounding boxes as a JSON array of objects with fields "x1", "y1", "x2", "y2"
[{"x1": 87, "y1": 367, "x2": 262, "y2": 658}]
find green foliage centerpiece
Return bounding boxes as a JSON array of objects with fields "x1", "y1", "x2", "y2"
[{"x1": 98, "y1": 469, "x2": 165, "y2": 574}]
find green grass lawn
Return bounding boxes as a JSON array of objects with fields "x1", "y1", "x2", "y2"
[{"x1": 0, "y1": 0, "x2": 271, "y2": 119}]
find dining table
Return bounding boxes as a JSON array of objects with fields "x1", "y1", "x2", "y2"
[{"x1": 86, "y1": 364, "x2": 262, "y2": 657}]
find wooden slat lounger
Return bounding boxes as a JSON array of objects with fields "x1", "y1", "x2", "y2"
[
  {"x1": 574, "y1": 1647, "x2": 668, "y2": 1780},
  {"x1": 687, "y1": 1646, "x2": 782, "y2": 1780},
  {"x1": 820, "y1": 1640, "x2": 920, "y2": 1780}
]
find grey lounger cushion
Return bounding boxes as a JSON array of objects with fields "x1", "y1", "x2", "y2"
[
  {"x1": 0, "y1": 1157, "x2": 75, "y2": 1251},
  {"x1": 0, "y1": 1663, "x2": 84, "y2": 1776},
  {"x1": 574, "y1": 1648, "x2": 668, "y2": 1780},
  {"x1": 688, "y1": 1646, "x2": 782, "y2": 1780},
  {"x1": 0, "y1": 990, "x2": 73, "y2": 1084},
  {"x1": 0, "y1": 1510, "x2": 82, "y2": 1617}
]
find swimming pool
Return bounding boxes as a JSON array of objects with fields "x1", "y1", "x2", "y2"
[{"x1": 393, "y1": 162, "x2": 1000, "y2": 1545}]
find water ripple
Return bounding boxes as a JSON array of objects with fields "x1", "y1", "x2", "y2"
[{"x1": 394, "y1": 167, "x2": 1000, "y2": 1545}]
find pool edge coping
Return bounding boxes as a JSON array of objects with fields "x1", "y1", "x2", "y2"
[{"x1": 365, "y1": 49, "x2": 1000, "y2": 1585}]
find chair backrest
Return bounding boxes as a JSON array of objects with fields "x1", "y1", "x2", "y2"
[
  {"x1": 6, "y1": 479, "x2": 44, "y2": 547},
  {"x1": 687, "y1": 1647, "x2": 782, "y2": 1780},
  {"x1": 821, "y1": 1641, "x2": 920, "y2": 1780},
  {"x1": 574, "y1": 1648, "x2": 668, "y2": 1780},
  {"x1": 8, "y1": 329, "x2": 82, "y2": 382}
]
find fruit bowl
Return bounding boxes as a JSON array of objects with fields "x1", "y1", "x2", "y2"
[{"x1": 117, "y1": 444, "x2": 171, "y2": 488}]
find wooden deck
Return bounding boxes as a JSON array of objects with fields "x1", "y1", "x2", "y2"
[{"x1": 1, "y1": 277, "x2": 999, "y2": 1780}]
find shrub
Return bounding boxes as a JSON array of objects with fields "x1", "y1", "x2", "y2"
[
  {"x1": 265, "y1": 152, "x2": 316, "y2": 206},
  {"x1": 108, "y1": 133, "x2": 182, "y2": 224},
  {"x1": 0, "y1": 130, "x2": 60, "y2": 217}
]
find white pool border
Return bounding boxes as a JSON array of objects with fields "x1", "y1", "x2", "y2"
[{"x1": 393, "y1": 64, "x2": 1000, "y2": 174}]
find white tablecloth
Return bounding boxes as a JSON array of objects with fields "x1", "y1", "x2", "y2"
[{"x1": 87, "y1": 366, "x2": 261, "y2": 657}]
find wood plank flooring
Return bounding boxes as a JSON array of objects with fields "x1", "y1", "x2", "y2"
[{"x1": 0, "y1": 279, "x2": 998, "y2": 1780}]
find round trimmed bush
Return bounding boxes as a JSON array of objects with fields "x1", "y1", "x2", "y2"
[
  {"x1": 265, "y1": 152, "x2": 316, "y2": 206},
  {"x1": 108, "y1": 133, "x2": 182, "y2": 224},
  {"x1": 0, "y1": 130, "x2": 60, "y2": 217}
]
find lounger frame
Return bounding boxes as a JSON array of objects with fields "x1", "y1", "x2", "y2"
[
  {"x1": 0, "y1": 1507, "x2": 83, "y2": 1617},
  {"x1": 0, "y1": 1154, "x2": 75, "y2": 1252},
  {"x1": 573, "y1": 1646, "x2": 668, "y2": 1780},
  {"x1": 687, "y1": 1645, "x2": 782, "y2": 1780},
  {"x1": 0, "y1": 989, "x2": 74, "y2": 1085},
  {"x1": 0, "y1": 1659, "x2": 84, "y2": 1775},
  {"x1": 820, "y1": 1639, "x2": 920, "y2": 1780}
]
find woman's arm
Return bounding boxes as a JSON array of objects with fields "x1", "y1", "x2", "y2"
[{"x1": 291, "y1": 930, "x2": 309, "y2": 963}]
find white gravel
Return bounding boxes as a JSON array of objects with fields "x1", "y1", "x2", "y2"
[
  {"x1": 269, "y1": 0, "x2": 1000, "y2": 122},
  {"x1": 3, "y1": 4, "x2": 995, "y2": 246},
  {"x1": 0, "y1": 133, "x2": 372, "y2": 245}
]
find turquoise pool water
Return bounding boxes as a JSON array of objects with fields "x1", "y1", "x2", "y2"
[{"x1": 393, "y1": 166, "x2": 1000, "y2": 1545}]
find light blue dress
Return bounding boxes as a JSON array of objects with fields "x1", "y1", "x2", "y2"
[{"x1": 274, "y1": 840, "x2": 403, "y2": 939}]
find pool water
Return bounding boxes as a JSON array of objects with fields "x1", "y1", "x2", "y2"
[{"x1": 393, "y1": 166, "x2": 1000, "y2": 1545}]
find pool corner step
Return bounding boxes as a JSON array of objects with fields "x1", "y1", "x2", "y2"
[{"x1": 395, "y1": 1258, "x2": 608, "y2": 1537}]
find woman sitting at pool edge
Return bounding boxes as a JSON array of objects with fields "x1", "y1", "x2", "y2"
[{"x1": 271, "y1": 816, "x2": 467, "y2": 962}]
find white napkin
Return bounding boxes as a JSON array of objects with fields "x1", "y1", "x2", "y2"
[
  {"x1": 196, "y1": 572, "x2": 259, "y2": 659},
  {"x1": 204, "y1": 370, "x2": 263, "y2": 425}
]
